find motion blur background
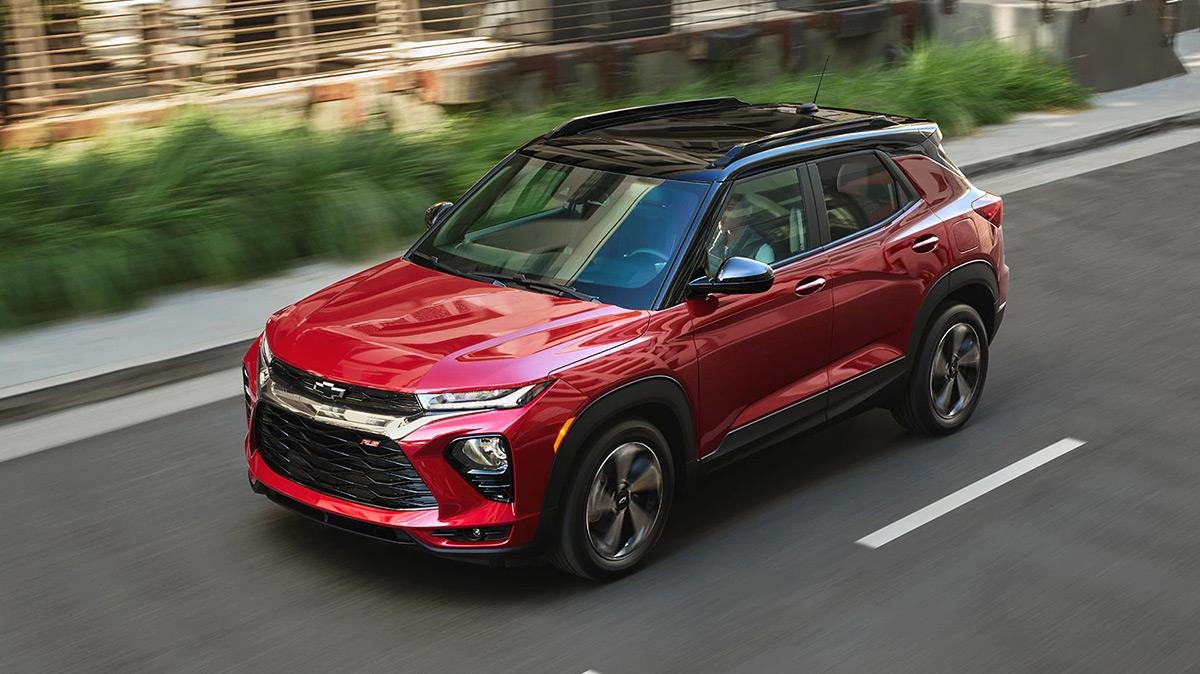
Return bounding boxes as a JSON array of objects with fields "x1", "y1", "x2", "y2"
[{"x1": 2, "y1": 0, "x2": 1200, "y2": 670}]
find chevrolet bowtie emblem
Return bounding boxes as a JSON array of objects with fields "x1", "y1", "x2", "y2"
[{"x1": 312, "y1": 380, "x2": 348, "y2": 400}]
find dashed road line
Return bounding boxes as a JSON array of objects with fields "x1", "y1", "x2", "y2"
[{"x1": 856, "y1": 437, "x2": 1087, "y2": 549}]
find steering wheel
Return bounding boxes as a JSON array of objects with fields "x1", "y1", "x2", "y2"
[{"x1": 627, "y1": 248, "x2": 670, "y2": 264}]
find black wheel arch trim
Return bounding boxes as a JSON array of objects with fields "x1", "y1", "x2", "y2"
[
  {"x1": 534, "y1": 375, "x2": 698, "y2": 546},
  {"x1": 906, "y1": 260, "x2": 1000, "y2": 359}
]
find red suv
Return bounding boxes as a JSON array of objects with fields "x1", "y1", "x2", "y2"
[{"x1": 243, "y1": 98, "x2": 1007, "y2": 579}]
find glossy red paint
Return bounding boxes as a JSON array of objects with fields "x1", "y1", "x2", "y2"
[
  {"x1": 687, "y1": 252, "x2": 832, "y2": 451},
  {"x1": 266, "y1": 259, "x2": 649, "y2": 394},
  {"x1": 243, "y1": 138, "x2": 1007, "y2": 562},
  {"x1": 893, "y1": 153, "x2": 1008, "y2": 309}
]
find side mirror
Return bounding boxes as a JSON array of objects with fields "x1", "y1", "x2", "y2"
[
  {"x1": 425, "y1": 201, "x2": 453, "y2": 228},
  {"x1": 687, "y1": 256, "x2": 774, "y2": 297}
]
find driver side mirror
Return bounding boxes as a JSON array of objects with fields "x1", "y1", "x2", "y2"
[
  {"x1": 425, "y1": 201, "x2": 453, "y2": 228},
  {"x1": 687, "y1": 256, "x2": 774, "y2": 297}
]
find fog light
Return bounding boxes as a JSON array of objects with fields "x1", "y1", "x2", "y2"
[
  {"x1": 431, "y1": 525, "x2": 512, "y2": 542},
  {"x1": 446, "y1": 436, "x2": 513, "y2": 502},
  {"x1": 451, "y1": 436, "x2": 509, "y2": 471}
]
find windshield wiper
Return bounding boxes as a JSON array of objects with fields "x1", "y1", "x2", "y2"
[
  {"x1": 411, "y1": 252, "x2": 597, "y2": 301},
  {"x1": 409, "y1": 251, "x2": 498, "y2": 286},
  {"x1": 474, "y1": 272, "x2": 598, "y2": 302}
]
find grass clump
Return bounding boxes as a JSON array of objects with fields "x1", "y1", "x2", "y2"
[{"x1": 0, "y1": 41, "x2": 1087, "y2": 330}]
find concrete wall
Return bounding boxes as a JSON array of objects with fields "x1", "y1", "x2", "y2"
[
  {"x1": 1178, "y1": 0, "x2": 1200, "y2": 30},
  {"x1": 925, "y1": 0, "x2": 1185, "y2": 91}
]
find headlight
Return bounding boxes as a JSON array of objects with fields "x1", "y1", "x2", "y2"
[
  {"x1": 257, "y1": 331, "x2": 273, "y2": 389},
  {"x1": 417, "y1": 381, "x2": 548, "y2": 412}
]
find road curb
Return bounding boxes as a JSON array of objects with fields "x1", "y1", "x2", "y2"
[
  {"x1": 0, "y1": 339, "x2": 255, "y2": 426},
  {"x1": 959, "y1": 110, "x2": 1200, "y2": 177},
  {"x1": 3, "y1": 108, "x2": 1199, "y2": 426}
]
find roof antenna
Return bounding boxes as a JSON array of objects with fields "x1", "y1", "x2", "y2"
[{"x1": 798, "y1": 56, "x2": 830, "y2": 114}]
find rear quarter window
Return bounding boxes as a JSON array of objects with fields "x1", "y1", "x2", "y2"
[{"x1": 891, "y1": 154, "x2": 970, "y2": 209}]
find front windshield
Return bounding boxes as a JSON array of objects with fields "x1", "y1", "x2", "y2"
[{"x1": 411, "y1": 156, "x2": 709, "y2": 309}]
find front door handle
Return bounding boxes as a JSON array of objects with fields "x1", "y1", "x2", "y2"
[
  {"x1": 795, "y1": 276, "x2": 826, "y2": 296},
  {"x1": 911, "y1": 235, "x2": 940, "y2": 253}
]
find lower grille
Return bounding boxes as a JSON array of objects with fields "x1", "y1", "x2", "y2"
[
  {"x1": 255, "y1": 403, "x2": 437, "y2": 510},
  {"x1": 264, "y1": 487, "x2": 416, "y2": 545}
]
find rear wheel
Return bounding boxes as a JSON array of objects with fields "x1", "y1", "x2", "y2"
[
  {"x1": 892, "y1": 303, "x2": 989, "y2": 435},
  {"x1": 551, "y1": 418, "x2": 674, "y2": 580}
]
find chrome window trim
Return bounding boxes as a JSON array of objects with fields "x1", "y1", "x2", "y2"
[
  {"x1": 722, "y1": 123, "x2": 940, "y2": 176},
  {"x1": 824, "y1": 198, "x2": 922, "y2": 250}
]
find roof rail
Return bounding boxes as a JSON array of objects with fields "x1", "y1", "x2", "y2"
[
  {"x1": 709, "y1": 116, "x2": 898, "y2": 167},
  {"x1": 545, "y1": 97, "x2": 750, "y2": 139}
]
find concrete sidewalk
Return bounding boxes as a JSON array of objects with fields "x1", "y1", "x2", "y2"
[
  {"x1": 951, "y1": 29, "x2": 1200, "y2": 174},
  {"x1": 2, "y1": 31, "x2": 1199, "y2": 422}
]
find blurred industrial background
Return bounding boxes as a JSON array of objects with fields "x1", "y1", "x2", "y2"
[
  {"x1": 3, "y1": 0, "x2": 1200, "y2": 669},
  {"x1": 0, "y1": 0, "x2": 1195, "y2": 133}
]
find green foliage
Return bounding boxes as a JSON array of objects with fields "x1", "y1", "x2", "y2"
[{"x1": 0, "y1": 41, "x2": 1087, "y2": 330}]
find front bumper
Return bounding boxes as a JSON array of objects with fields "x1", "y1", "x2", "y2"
[
  {"x1": 247, "y1": 448, "x2": 539, "y2": 553},
  {"x1": 250, "y1": 478, "x2": 539, "y2": 563},
  {"x1": 243, "y1": 339, "x2": 586, "y2": 557}
]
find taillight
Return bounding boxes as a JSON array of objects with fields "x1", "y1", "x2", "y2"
[{"x1": 972, "y1": 194, "x2": 1003, "y2": 228}]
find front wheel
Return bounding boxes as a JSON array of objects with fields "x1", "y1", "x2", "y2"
[
  {"x1": 892, "y1": 303, "x2": 989, "y2": 435},
  {"x1": 551, "y1": 418, "x2": 674, "y2": 580}
]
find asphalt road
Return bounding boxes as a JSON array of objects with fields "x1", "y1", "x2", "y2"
[{"x1": 3, "y1": 143, "x2": 1200, "y2": 673}]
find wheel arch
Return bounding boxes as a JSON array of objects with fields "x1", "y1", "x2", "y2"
[
  {"x1": 907, "y1": 260, "x2": 999, "y2": 359},
  {"x1": 535, "y1": 375, "x2": 697, "y2": 546}
]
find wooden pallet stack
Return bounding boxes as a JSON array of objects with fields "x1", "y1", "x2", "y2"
[
  {"x1": 2, "y1": 0, "x2": 195, "y2": 119},
  {"x1": 3, "y1": 0, "x2": 64, "y2": 118},
  {"x1": 0, "y1": 0, "x2": 453, "y2": 121},
  {"x1": 198, "y1": 0, "x2": 421, "y2": 84}
]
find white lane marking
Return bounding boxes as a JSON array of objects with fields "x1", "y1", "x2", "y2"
[
  {"x1": 0, "y1": 368, "x2": 239, "y2": 463},
  {"x1": 856, "y1": 438, "x2": 1087, "y2": 549}
]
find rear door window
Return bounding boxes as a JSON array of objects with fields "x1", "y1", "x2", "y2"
[{"x1": 814, "y1": 153, "x2": 910, "y2": 242}]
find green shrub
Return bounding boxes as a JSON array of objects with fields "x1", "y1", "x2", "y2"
[{"x1": 0, "y1": 41, "x2": 1087, "y2": 330}]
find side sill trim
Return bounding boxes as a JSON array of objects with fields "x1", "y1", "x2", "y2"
[
  {"x1": 701, "y1": 357, "x2": 909, "y2": 466},
  {"x1": 701, "y1": 391, "x2": 827, "y2": 465},
  {"x1": 826, "y1": 357, "x2": 909, "y2": 421}
]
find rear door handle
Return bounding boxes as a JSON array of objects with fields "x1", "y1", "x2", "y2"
[
  {"x1": 795, "y1": 276, "x2": 826, "y2": 296},
  {"x1": 912, "y1": 235, "x2": 940, "y2": 253}
]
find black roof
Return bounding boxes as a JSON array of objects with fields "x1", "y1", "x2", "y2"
[{"x1": 522, "y1": 97, "x2": 929, "y2": 181}]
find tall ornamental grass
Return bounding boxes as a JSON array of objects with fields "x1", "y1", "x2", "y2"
[{"x1": 0, "y1": 41, "x2": 1087, "y2": 330}]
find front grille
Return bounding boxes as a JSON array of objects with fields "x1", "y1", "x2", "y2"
[
  {"x1": 268, "y1": 358, "x2": 423, "y2": 417},
  {"x1": 255, "y1": 403, "x2": 437, "y2": 510}
]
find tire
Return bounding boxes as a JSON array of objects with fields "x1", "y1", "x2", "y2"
[
  {"x1": 550, "y1": 418, "x2": 675, "y2": 580},
  {"x1": 892, "y1": 302, "x2": 989, "y2": 436}
]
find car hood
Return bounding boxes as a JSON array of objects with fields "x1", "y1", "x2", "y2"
[{"x1": 267, "y1": 259, "x2": 649, "y2": 392}]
